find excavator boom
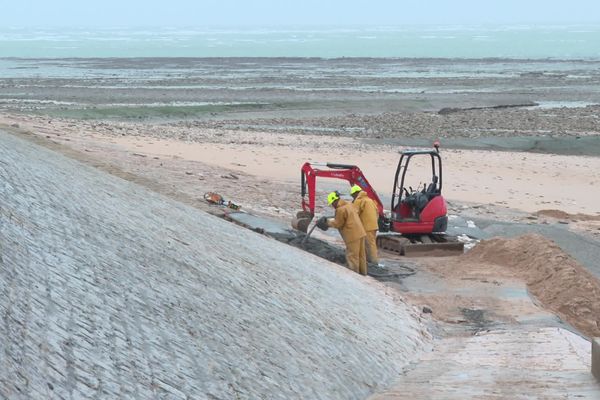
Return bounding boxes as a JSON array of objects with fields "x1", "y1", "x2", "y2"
[{"x1": 300, "y1": 162, "x2": 385, "y2": 217}]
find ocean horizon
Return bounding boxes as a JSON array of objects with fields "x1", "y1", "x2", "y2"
[{"x1": 1, "y1": 24, "x2": 600, "y2": 59}]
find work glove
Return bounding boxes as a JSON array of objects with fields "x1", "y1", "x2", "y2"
[{"x1": 316, "y1": 216, "x2": 329, "y2": 231}]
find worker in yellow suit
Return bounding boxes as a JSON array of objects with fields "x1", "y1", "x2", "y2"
[
  {"x1": 318, "y1": 191, "x2": 368, "y2": 275},
  {"x1": 350, "y1": 185, "x2": 380, "y2": 266}
]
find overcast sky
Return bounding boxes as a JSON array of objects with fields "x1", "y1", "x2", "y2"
[{"x1": 6, "y1": 0, "x2": 600, "y2": 28}]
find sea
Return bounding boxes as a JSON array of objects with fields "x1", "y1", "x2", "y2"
[
  {"x1": 1, "y1": 25, "x2": 600, "y2": 59},
  {"x1": 1, "y1": 24, "x2": 600, "y2": 114}
]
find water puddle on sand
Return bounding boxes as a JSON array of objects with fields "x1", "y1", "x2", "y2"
[{"x1": 527, "y1": 101, "x2": 598, "y2": 109}]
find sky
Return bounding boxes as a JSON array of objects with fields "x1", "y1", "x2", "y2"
[{"x1": 4, "y1": 0, "x2": 600, "y2": 28}]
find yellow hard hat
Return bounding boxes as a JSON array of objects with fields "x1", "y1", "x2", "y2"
[
  {"x1": 327, "y1": 191, "x2": 340, "y2": 205},
  {"x1": 350, "y1": 185, "x2": 362, "y2": 195}
]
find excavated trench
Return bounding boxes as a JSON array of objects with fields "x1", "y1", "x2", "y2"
[
  {"x1": 225, "y1": 213, "x2": 418, "y2": 282},
  {"x1": 270, "y1": 232, "x2": 347, "y2": 265},
  {"x1": 281, "y1": 234, "x2": 417, "y2": 281}
]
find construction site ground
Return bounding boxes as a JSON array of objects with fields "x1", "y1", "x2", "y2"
[
  {"x1": 2, "y1": 117, "x2": 600, "y2": 398},
  {"x1": 214, "y1": 214, "x2": 600, "y2": 398}
]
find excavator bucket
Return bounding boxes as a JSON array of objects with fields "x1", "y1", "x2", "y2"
[{"x1": 291, "y1": 211, "x2": 314, "y2": 233}]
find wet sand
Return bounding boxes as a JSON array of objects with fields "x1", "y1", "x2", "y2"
[{"x1": 1, "y1": 57, "x2": 599, "y2": 142}]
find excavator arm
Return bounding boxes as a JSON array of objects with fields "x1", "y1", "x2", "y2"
[{"x1": 300, "y1": 162, "x2": 385, "y2": 217}]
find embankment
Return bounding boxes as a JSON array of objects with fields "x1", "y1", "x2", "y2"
[{"x1": 0, "y1": 130, "x2": 427, "y2": 399}]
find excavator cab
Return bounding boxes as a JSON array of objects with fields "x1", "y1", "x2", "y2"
[{"x1": 391, "y1": 143, "x2": 448, "y2": 234}]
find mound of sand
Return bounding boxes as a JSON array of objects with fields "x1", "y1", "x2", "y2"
[
  {"x1": 464, "y1": 233, "x2": 600, "y2": 337},
  {"x1": 0, "y1": 131, "x2": 427, "y2": 399}
]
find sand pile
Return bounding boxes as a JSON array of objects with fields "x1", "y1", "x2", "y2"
[
  {"x1": 464, "y1": 233, "x2": 600, "y2": 337},
  {"x1": 0, "y1": 131, "x2": 428, "y2": 400}
]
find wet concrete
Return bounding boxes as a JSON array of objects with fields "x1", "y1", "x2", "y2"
[
  {"x1": 459, "y1": 308, "x2": 492, "y2": 332},
  {"x1": 226, "y1": 212, "x2": 348, "y2": 265},
  {"x1": 227, "y1": 212, "x2": 423, "y2": 281},
  {"x1": 273, "y1": 234, "x2": 348, "y2": 265}
]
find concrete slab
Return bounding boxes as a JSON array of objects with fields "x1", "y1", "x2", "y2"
[
  {"x1": 372, "y1": 254, "x2": 600, "y2": 398},
  {"x1": 370, "y1": 328, "x2": 600, "y2": 400},
  {"x1": 226, "y1": 211, "x2": 296, "y2": 236}
]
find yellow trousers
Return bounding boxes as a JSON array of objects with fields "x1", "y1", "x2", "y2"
[
  {"x1": 346, "y1": 238, "x2": 367, "y2": 276},
  {"x1": 365, "y1": 230, "x2": 379, "y2": 264}
]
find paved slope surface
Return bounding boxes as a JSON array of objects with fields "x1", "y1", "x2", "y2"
[
  {"x1": 0, "y1": 131, "x2": 427, "y2": 399},
  {"x1": 371, "y1": 328, "x2": 599, "y2": 400}
]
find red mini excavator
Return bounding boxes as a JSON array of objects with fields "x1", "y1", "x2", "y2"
[{"x1": 292, "y1": 142, "x2": 464, "y2": 256}]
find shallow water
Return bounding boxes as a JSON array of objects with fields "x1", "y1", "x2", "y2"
[
  {"x1": 1, "y1": 57, "x2": 599, "y2": 111},
  {"x1": 2, "y1": 25, "x2": 600, "y2": 58}
]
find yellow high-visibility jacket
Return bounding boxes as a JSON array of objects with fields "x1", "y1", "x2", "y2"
[
  {"x1": 353, "y1": 191, "x2": 379, "y2": 232},
  {"x1": 328, "y1": 199, "x2": 366, "y2": 243}
]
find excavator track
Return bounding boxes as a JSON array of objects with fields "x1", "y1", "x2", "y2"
[{"x1": 377, "y1": 234, "x2": 464, "y2": 257}]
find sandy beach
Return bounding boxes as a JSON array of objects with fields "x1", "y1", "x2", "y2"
[{"x1": 3, "y1": 113, "x2": 600, "y2": 219}]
